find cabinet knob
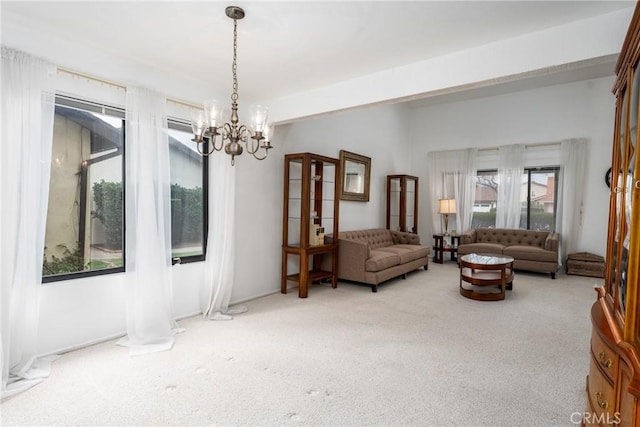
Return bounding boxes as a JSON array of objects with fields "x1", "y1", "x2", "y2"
[
  {"x1": 595, "y1": 391, "x2": 609, "y2": 409},
  {"x1": 598, "y1": 351, "x2": 612, "y2": 368}
]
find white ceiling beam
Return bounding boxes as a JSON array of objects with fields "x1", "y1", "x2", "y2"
[{"x1": 266, "y1": 7, "x2": 634, "y2": 124}]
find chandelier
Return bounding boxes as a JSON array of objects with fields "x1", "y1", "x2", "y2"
[{"x1": 190, "y1": 6, "x2": 274, "y2": 165}]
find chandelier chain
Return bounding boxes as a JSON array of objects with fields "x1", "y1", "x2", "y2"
[{"x1": 231, "y1": 18, "x2": 238, "y2": 102}]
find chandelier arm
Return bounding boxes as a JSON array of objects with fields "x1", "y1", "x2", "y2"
[
  {"x1": 251, "y1": 149, "x2": 269, "y2": 161},
  {"x1": 209, "y1": 133, "x2": 224, "y2": 151},
  {"x1": 237, "y1": 125, "x2": 260, "y2": 154},
  {"x1": 196, "y1": 141, "x2": 215, "y2": 156},
  {"x1": 245, "y1": 136, "x2": 262, "y2": 155}
]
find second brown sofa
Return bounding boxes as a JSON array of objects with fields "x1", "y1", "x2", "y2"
[
  {"x1": 322, "y1": 228, "x2": 430, "y2": 292},
  {"x1": 457, "y1": 227, "x2": 560, "y2": 278}
]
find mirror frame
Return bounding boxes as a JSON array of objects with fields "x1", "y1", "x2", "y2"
[{"x1": 338, "y1": 150, "x2": 371, "y2": 202}]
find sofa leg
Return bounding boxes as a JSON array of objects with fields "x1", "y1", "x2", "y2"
[
  {"x1": 371, "y1": 285, "x2": 378, "y2": 293},
  {"x1": 551, "y1": 272, "x2": 556, "y2": 279},
  {"x1": 423, "y1": 264, "x2": 428, "y2": 270},
  {"x1": 402, "y1": 273, "x2": 407, "y2": 280}
]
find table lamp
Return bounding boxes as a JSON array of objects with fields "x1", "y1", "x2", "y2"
[{"x1": 438, "y1": 198, "x2": 457, "y2": 236}]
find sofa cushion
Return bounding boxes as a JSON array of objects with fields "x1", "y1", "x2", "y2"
[
  {"x1": 339, "y1": 229, "x2": 394, "y2": 249},
  {"x1": 503, "y1": 245, "x2": 557, "y2": 263},
  {"x1": 475, "y1": 228, "x2": 547, "y2": 248},
  {"x1": 365, "y1": 249, "x2": 401, "y2": 272},
  {"x1": 377, "y1": 244, "x2": 430, "y2": 264},
  {"x1": 458, "y1": 243, "x2": 505, "y2": 256}
]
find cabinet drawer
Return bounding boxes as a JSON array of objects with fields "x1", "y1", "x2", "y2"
[
  {"x1": 587, "y1": 360, "x2": 616, "y2": 422},
  {"x1": 590, "y1": 330, "x2": 617, "y2": 382}
]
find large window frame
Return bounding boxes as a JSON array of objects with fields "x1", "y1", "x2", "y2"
[
  {"x1": 167, "y1": 119, "x2": 209, "y2": 265},
  {"x1": 42, "y1": 97, "x2": 209, "y2": 284},
  {"x1": 43, "y1": 95, "x2": 126, "y2": 283},
  {"x1": 472, "y1": 166, "x2": 559, "y2": 231},
  {"x1": 521, "y1": 167, "x2": 559, "y2": 231}
]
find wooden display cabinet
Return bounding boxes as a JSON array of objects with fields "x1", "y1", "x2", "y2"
[
  {"x1": 282, "y1": 153, "x2": 340, "y2": 298},
  {"x1": 584, "y1": 3, "x2": 640, "y2": 425},
  {"x1": 386, "y1": 174, "x2": 418, "y2": 233}
]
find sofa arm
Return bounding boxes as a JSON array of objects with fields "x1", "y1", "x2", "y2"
[
  {"x1": 459, "y1": 229, "x2": 476, "y2": 245},
  {"x1": 545, "y1": 232, "x2": 560, "y2": 253},
  {"x1": 337, "y1": 238, "x2": 370, "y2": 282},
  {"x1": 390, "y1": 230, "x2": 421, "y2": 245}
]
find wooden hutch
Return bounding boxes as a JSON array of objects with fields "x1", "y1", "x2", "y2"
[
  {"x1": 386, "y1": 174, "x2": 418, "y2": 233},
  {"x1": 585, "y1": 3, "x2": 640, "y2": 425},
  {"x1": 281, "y1": 153, "x2": 340, "y2": 298}
]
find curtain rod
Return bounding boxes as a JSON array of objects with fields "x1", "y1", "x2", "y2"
[
  {"x1": 57, "y1": 67, "x2": 201, "y2": 109},
  {"x1": 167, "y1": 98, "x2": 201, "y2": 110},
  {"x1": 477, "y1": 141, "x2": 561, "y2": 152},
  {"x1": 57, "y1": 67, "x2": 126, "y2": 90}
]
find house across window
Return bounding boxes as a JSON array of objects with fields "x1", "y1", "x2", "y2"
[{"x1": 42, "y1": 96, "x2": 125, "y2": 282}]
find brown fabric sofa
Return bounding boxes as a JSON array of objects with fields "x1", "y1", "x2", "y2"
[
  {"x1": 457, "y1": 227, "x2": 560, "y2": 278},
  {"x1": 322, "y1": 228, "x2": 430, "y2": 292}
]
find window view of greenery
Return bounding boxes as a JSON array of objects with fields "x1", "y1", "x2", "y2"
[
  {"x1": 42, "y1": 101, "x2": 125, "y2": 280},
  {"x1": 471, "y1": 168, "x2": 558, "y2": 231},
  {"x1": 42, "y1": 103, "x2": 206, "y2": 281},
  {"x1": 168, "y1": 125, "x2": 205, "y2": 260}
]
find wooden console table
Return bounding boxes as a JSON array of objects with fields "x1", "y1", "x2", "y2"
[{"x1": 432, "y1": 234, "x2": 460, "y2": 264}]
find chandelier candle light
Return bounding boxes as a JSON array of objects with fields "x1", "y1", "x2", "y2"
[
  {"x1": 438, "y1": 198, "x2": 457, "y2": 236},
  {"x1": 190, "y1": 5, "x2": 274, "y2": 165}
]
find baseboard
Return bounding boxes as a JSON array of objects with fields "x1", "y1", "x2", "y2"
[
  {"x1": 230, "y1": 288, "x2": 281, "y2": 305},
  {"x1": 39, "y1": 331, "x2": 127, "y2": 358},
  {"x1": 38, "y1": 292, "x2": 281, "y2": 358}
]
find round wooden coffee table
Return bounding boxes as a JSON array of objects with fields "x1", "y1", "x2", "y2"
[{"x1": 459, "y1": 253, "x2": 514, "y2": 301}]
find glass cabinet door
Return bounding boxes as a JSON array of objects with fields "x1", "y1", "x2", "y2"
[
  {"x1": 608, "y1": 65, "x2": 640, "y2": 337},
  {"x1": 386, "y1": 175, "x2": 419, "y2": 233}
]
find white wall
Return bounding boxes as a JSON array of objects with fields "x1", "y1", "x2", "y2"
[{"x1": 409, "y1": 76, "x2": 616, "y2": 257}]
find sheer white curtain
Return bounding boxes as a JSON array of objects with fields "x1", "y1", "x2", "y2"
[
  {"x1": 557, "y1": 138, "x2": 588, "y2": 264},
  {"x1": 1, "y1": 47, "x2": 56, "y2": 399},
  {"x1": 426, "y1": 149, "x2": 477, "y2": 235},
  {"x1": 496, "y1": 144, "x2": 524, "y2": 229},
  {"x1": 118, "y1": 87, "x2": 179, "y2": 355},
  {"x1": 201, "y1": 154, "x2": 246, "y2": 320}
]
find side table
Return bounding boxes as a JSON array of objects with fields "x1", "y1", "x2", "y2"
[{"x1": 432, "y1": 234, "x2": 460, "y2": 264}]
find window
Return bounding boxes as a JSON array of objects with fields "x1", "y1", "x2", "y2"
[
  {"x1": 471, "y1": 171, "x2": 498, "y2": 228},
  {"x1": 168, "y1": 121, "x2": 208, "y2": 263},
  {"x1": 471, "y1": 167, "x2": 559, "y2": 231},
  {"x1": 42, "y1": 96, "x2": 125, "y2": 282},
  {"x1": 42, "y1": 98, "x2": 208, "y2": 283},
  {"x1": 521, "y1": 168, "x2": 558, "y2": 231}
]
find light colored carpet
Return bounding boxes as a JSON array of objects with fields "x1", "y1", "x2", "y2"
[{"x1": 1, "y1": 261, "x2": 601, "y2": 427}]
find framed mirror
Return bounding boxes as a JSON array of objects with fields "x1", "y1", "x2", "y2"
[{"x1": 339, "y1": 150, "x2": 371, "y2": 202}]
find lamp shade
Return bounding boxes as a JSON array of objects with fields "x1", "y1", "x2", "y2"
[
  {"x1": 190, "y1": 110, "x2": 208, "y2": 139},
  {"x1": 249, "y1": 104, "x2": 269, "y2": 134},
  {"x1": 204, "y1": 99, "x2": 224, "y2": 128},
  {"x1": 438, "y1": 199, "x2": 457, "y2": 214}
]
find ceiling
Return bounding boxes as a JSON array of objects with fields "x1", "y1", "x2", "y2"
[{"x1": 1, "y1": 1, "x2": 636, "y2": 110}]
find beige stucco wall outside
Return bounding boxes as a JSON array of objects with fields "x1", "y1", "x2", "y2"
[{"x1": 45, "y1": 113, "x2": 88, "y2": 262}]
